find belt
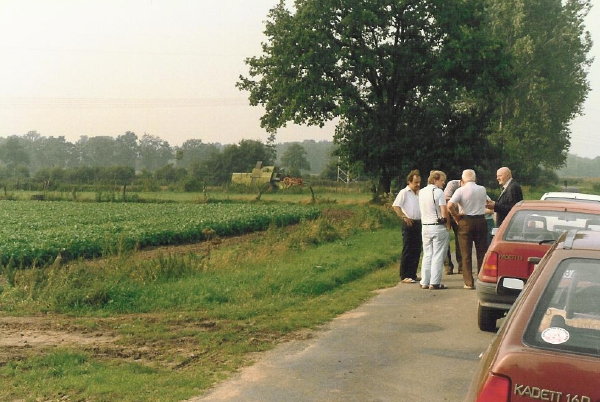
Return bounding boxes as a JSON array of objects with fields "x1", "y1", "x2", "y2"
[
  {"x1": 423, "y1": 223, "x2": 444, "y2": 225},
  {"x1": 462, "y1": 214, "x2": 485, "y2": 219}
]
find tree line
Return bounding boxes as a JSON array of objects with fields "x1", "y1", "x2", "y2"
[{"x1": 0, "y1": 131, "x2": 340, "y2": 191}]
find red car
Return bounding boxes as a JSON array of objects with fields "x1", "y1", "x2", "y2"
[
  {"x1": 467, "y1": 229, "x2": 600, "y2": 401},
  {"x1": 477, "y1": 200, "x2": 600, "y2": 331}
]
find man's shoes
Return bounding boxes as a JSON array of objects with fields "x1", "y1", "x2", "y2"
[
  {"x1": 401, "y1": 278, "x2": 417, "y2": 283},
  {"x1": 429, "y1": 284, "x2": 447, "y2": 290},
  {"x1": 445, "y1": 270, "x2": 454, "y2": 275},
  {"x1": 463, "y1": 285, "x2": 475, "y2": 289},
  {"x1": 420, "y1": 285, "x2": 429, "y2": 289}
]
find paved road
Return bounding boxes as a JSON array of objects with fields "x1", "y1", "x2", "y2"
[{"x1": 191, "y1": 273, "x2": 496, "y2": 402}]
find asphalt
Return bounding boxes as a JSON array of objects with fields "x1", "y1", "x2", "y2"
[{"x1": 189, "y1": 272, "x2": 497, "y2": 402}]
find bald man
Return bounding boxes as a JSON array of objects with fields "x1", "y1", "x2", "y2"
[{"x1": 486, "y1": 167, "x2": 523, "y2": 227}]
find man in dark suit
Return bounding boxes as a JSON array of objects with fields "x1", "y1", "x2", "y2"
[{"x1": 486, "y1": 167, "x2": 523, "y2": 227}]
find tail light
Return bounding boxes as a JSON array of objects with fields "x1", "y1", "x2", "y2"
[
  {"x1": 479, "y1": 251, "x2": 499, "y2": 282},
  {"x1": 477, "y1": 373, "x2": 511, "y2": 402}
]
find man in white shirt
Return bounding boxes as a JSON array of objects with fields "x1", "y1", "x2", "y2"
[
  {"x1": 392, "y1": 169, "x2": 422, "y2": 283},
  {"x1": 448, "y1": 169, "x2": 489, "y2": 289},
  {"x1": 418, "y1": 170, "x2": 450, "y2": 289}
]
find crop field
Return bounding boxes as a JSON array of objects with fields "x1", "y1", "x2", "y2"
[{"x1": 0, "y1": 200, "x2": 320, "y2": 266}]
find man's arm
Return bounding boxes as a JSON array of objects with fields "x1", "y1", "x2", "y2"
[{"x1": 392, "y1": 206, "x2": 414, "y2": 227}]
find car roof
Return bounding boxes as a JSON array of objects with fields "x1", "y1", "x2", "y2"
[
  {"x1": 541, "y1": 192, "x2": 600, "y2": 202},
  {"x1": 513, "y1": 199, "x2": 600, "y2": 212}
]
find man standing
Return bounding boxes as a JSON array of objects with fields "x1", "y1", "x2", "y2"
[
  {"x1": 448, "y1": 169, "x2": 489, "y2": 289},
  {"x1": 419, "y1": 170, "x2": 450, "y2": 290},
  {"x1": 486, "y1": 167, "x2": 523, "y2": 227},
  {"x1": 392, "y1": 169, "x2": 422, "y2": 284},
  {"x1": 443, "y1": 179, "x2": 462, "y2": 275}
]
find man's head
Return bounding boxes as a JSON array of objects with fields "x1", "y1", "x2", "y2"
[
  {"x1": 406, "y1": 169, "x2": 421, "y2": 192},
  {"x1": 428, "y1": 170, "x2": 446, "y2": 188},
  {"x1": 461, "y1": 169, "x2": 476, "y2": 183},
  {"x1": 496, "y1": 167, "x2": 512, "y2": 186}
]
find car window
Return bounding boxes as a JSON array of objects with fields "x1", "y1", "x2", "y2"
[
  {"x1": 504, "y1": 210, "x2": 600, "y2": 243},
  {"x1": 524, "y1": 258, "x2": 600, "y2": 357}
]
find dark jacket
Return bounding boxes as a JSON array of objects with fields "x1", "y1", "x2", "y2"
[{"x1": 494, "y1": 179, "x2": 523, "y2": 227}]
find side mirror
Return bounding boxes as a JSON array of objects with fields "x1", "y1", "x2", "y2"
[
  {"x1": 497, "y1": 277, "x2": 525, "y2": 296},
  {"x1": 491, "y1": 227, "x2": 499, "y2": 237},
  {"x1": 528, "y1": 257, "x2": 542, "y2": 265}
]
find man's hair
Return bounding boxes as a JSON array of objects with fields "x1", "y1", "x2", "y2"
[
  {"x1": 428, "y1": 170, "x2": 446, "y2": 184},
  {"x1": 462, "y1": 169, "x2": 476, "y2": 182},
  {"x1": 406, "y1": 169, "x2": 420, "y2": 184}
]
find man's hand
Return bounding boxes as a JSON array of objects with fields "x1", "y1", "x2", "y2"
[
  {"x1": 486, "y1": 200, "x2": 495, "y2": 210},
  {"x1": 402, "y1": 217, "x2": 413, "y2": 227}
]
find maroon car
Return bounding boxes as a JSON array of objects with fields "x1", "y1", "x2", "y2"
[
  {"x1": 467, "y1": 229, "x2": 600, "y2": 401},
  {"x1": 477, "y1": 200, "x2": 600, "y2": 331}
]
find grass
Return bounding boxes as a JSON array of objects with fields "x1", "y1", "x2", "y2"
[{"x1": 0, "y1": 205, "x2": 401, "y2": 401}]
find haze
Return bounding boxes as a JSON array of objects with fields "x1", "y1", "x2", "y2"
[{"x1": 0, "y1": 0, "x2": 598, "y2": 158}]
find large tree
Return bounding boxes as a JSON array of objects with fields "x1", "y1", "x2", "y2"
[
  {"x1": 484, "y1": 0, "x2": 592, "y2": 183},
  {"x1": 280, "y1": 143, "x2": 311, "y2": 176},
  {"x1": 238, "y1": 0, "x2": 510, "y2": 192}
]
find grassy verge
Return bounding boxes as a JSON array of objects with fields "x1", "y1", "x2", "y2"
[{"x1": 0, "y1": 206, "x2": 401, "y2": 401}]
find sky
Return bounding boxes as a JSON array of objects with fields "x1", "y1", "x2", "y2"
[{"x1": 0, "y1": 0, "x2": 599, "y2": 158}]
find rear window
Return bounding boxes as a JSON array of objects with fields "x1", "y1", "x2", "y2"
[
  {"x1": 504, "y1": 210, "x2": 600, "y2": 243},
  {"x1": 524, "y1": 258, "x2": 600, "y2": 357}
]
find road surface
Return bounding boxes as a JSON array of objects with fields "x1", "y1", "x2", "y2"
[{"x1": 191, "y1": 273, "x2": 497, "y2": 402}]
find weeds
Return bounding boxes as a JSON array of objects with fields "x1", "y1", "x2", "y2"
[{"x1": 0, "y1": 205, "x2": 401, "y2": 400}]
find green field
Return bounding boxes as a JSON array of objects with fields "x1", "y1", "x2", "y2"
[{"x1": 0, "y1": 200, "x2": 320, "y2": 266}]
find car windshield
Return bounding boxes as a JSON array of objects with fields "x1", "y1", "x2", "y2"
[
  {"x1": 504, "y1": 210, "x2": 600, "y2": 243},
  {"x1": 524, "y1": 258, "x2": 600, "y2": 357}
]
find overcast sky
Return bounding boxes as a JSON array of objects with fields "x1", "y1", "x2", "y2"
[{"x1": 1, "y1": 0, "x2": 599, "y2": 158}]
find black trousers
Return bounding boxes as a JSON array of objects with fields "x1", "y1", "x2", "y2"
[{"x1": 400, "y1": 220, "x2": 422, "y2": 280}]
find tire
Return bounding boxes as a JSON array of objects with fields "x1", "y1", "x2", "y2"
[{"x1": 478, "y1": 304, "x2": 500, "y2": 332}]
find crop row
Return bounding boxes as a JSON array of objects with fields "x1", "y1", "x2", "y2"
[{"x1": 0, "y1": 201, "x2": 320, "y2": 267}]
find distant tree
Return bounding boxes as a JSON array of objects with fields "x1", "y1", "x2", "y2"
[
  {"x1": 484, "y1": 0, "x2": 592, "y2": 183},
  {"x1": 176, "y1": 139, "x2": 221, "y2": 169},
  {"x1": 205, "y1": 139, "x2": 274, "y2": 185},
  {"x1": 138, "y1": 134, "x2": 173, "y2": 171},
  {"x1": 280, "y1": 143, "x2": 310, "y2": 177},
  {"x1": 0, "y1": 136, "x2": 30, "y2": 168},
  {"x1": 76, "y1": 136, "x2": 118, "y2": 167},
  {"x1": 114, "y1": 131, "x2": 139, "y2": 169}
]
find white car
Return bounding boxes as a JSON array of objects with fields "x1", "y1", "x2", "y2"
[{"x1": 540, "y1": 191, "x2": 600, "y2": 203}]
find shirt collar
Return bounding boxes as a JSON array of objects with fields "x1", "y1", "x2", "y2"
[{"x1": 503, "y1": 178, "x2": 513, "y2": 189}]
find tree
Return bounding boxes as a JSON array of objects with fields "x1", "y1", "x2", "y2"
[
  {"x1": 484, "y1": 0, "x2": 592, "y2": 183},
  {"x1": 114, "y1": 131, "x2": 140, "y2": 169},
  {"x1": 138, "y1": 134, "x2": 173, "y2": 171},
  {"x1": 238, "y1": 0, "x2": 510, "y2": 192},
  {"x1": 280, "y1": 143, "x2": 310, "y2": 176},
  {"x1": 204, "y1": 139, "x2": 275, "y2": 185}
]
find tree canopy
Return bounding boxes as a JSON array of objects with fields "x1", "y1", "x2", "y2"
[
  {"x1": 238, "y1": 0, "x2": 511, "y2": 191},
  {"x1": 484, "y1": 0, "x2": 592, "y2": 183},
  {"x1": 239, "y1": 0, "x2": 591, "y2": 189}
]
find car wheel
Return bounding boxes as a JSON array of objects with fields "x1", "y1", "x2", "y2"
[{"x1": 478, "y1": 304, "x2": 500, "y2": 332}]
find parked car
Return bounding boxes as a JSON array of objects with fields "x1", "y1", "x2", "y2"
[
  {"x1": 477, "y1": 200, "x2": 600, "y2": 331},
  {"x1": 466, "y1": 229, "x2": 600, "y2": 401},
  {"x1": 541, "y1": 191, "x2": 600, "y2": 203}
]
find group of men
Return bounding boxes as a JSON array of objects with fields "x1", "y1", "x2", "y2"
[{"x1": 392, "y1": 167, "x2": 523, "y2": 290}]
